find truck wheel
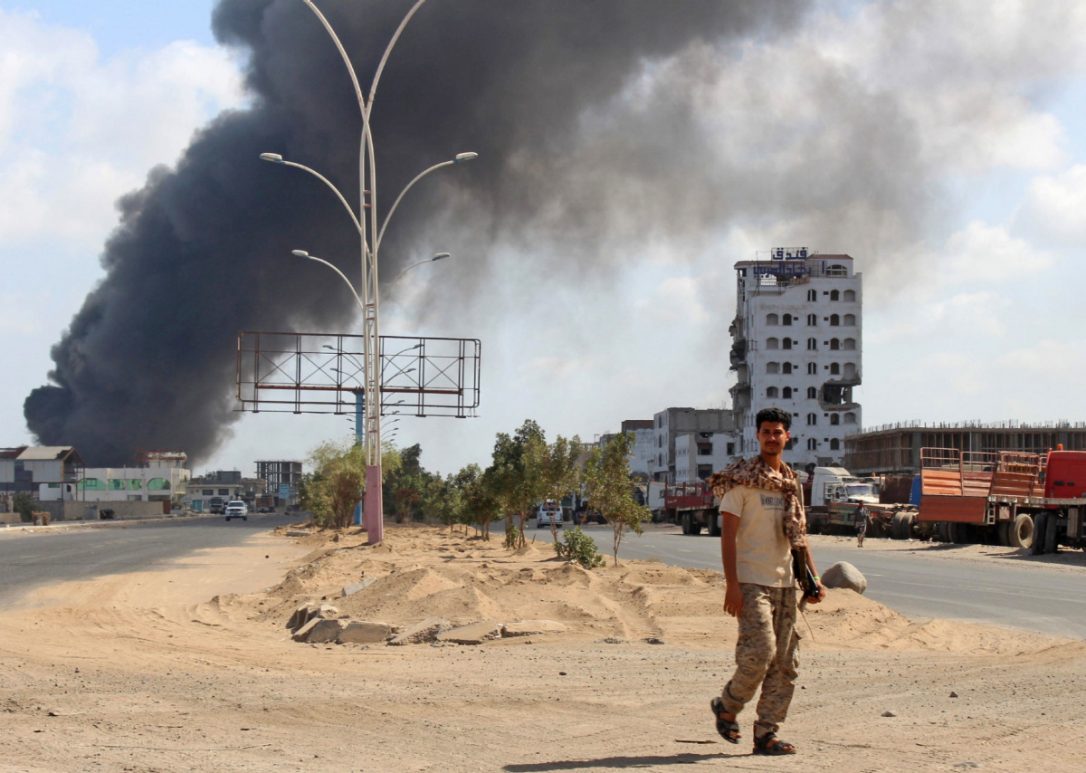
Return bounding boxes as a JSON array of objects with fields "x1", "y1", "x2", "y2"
[
  {"x1": 708, "y1": 512, "x2": 721, "y2": 537},
  {"x1": 945, "y1": 522, "x2": 962, "y2": 544},
  {"x1": 1044, "y1": 511, "x2": 1059, "y2": 554},
  {"x1": 997, "y1": 521, "x2": 1012, "y2": 547},
  {"x1": 1009, "y1": 513, "x2": 1033, "y2": 550},
  {"x1": 681, "y1": 513, "x2": 693, "y2": 535},
  {"x1": 1030, "y1": 511, "x2": 1049, "y2": 555},
  {"x1": 891, "y1": 511, "x2": 909, "y2": 540}
]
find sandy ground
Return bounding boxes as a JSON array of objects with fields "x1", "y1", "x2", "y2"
[{"x1": 1, "y1": 523, "x2": 1084, "y2": 773}]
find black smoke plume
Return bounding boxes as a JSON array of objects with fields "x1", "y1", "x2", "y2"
[{"x1": 25, "y1": 0, "x2": 812, "y2": 465}]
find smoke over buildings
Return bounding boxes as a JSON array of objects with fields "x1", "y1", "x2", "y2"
[{"x1": 24, "y1": 0, "x2": 821, "y2": 464}]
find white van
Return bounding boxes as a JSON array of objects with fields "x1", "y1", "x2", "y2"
[{"x1": 535, "y1": 500, "x2": 563, "y2": 529}]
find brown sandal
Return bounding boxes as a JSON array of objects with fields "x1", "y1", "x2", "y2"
[{"x1": 753, "y1": 732, "x2": 796, "y2": 755}]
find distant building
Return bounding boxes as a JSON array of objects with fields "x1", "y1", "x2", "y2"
[
  {"x1": 845, "y1": 420, "x2": 1086, "y2": 475},
  {"x1": 674, "y1": 432, "x2": 734, "y2": 483},
  {"x1": 0, "y1": 446, "x2": 84, "y2": 497},
  {"x1": 256, "y1": 460, "x2": 303, "y2": 505},
  {"x1": 651, "y1": 408, "x2": 735, "y2": 483},
  {"x1": 729, "y1": 248, "x2": 862, "y2": 469},
  {"x1": 38, "y1": 451, "x2": 190, "y2": 505}
]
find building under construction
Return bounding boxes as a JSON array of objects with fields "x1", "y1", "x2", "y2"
[
  {"x1": 844, "y1": 421, "x2": 1086, "y2": 475},
  {"x1": 255, "y1": 460, "x2": 303, "y2": 504}
]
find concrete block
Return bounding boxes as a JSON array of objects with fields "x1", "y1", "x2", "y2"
[
  {"x1": 388, "y1": 617, "x2": 451, "y2": 646},
  {"x1": 341, "y1": 577, "x2": 376, "y2": 598},
  {"x1": 501, "y1": 620, "x2": 568, "y2": 637},
  {"x1": 437, "y1": 621, "x2": 503, "y2": 645},
  {"x1": 337, "y1": 620, "x2": 395, "y2": 644},
  {"x1": 301, "y1": 618, "x2": 346, "y2": 644}
]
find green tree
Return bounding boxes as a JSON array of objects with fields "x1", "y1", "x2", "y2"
[
  {"x1": 462, "y1": 464, "x2": 502, "y2": 540},
  {"x1": 302, "y1": 441, "x2": 366, "y2": 530},
  {"x1": 541, "y1": 434, "x2": 582, "y2": 539},
  {"x1": 488, "y1": 420, "x2": 547, "y2": 550},
  {"x1": 584, "y1": 432, "x2": 651, "y2": 565},
  {"x1": 12, "y1": 492, "x2": 39, "y2": 523},
  {"x1": 384, "y1": 443, "x2": 429, "y2": 523}
]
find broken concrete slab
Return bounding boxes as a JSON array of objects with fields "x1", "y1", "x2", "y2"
[
  {"x1": 501, "y1": 620, "x2": 568, "y2": 638},
  {"x1": 337, "y1": 620, "x2": 395, "y2": 644},
  {"x1": 340, "y1": 577, "x2": 376, "y2": 598},
  {"x1": 387, "y1": 617, "x2": 451, "y2": 646},
  {"x1": 437, "y1": 621, "x2": 503, "y2": 645},
  {"x1": 300, "y1": 618, "x2": 346, "y2": 644}
]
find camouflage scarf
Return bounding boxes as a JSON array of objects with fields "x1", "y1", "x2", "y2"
[{"x1": 708, "y1": 455, "x2": 807, "y2": 549}]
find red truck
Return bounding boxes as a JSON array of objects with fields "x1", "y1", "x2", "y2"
[
  {"x1": 661, "y1": 481, "x2": 720, "y2": 536},
  {"x1": 919, "y1": 446, "x2": 1086, "y2": 553}
]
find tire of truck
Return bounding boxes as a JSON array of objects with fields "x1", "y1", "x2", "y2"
[
  {"x1": 1009, "y1": 513, "x2": 1033, "y2": 550},
  {"x1": 891, "y1": 511, "x2": 910, "y2": 540},
  {"x1": 680, "y1": 513, "x2": 696, "y2": 535},
  {"x1": 708, "y1": 511, "x2": 722, "y2": 537},
  {"x1": 945, "y1": 521, "x2": 963, "y2": 544},
  {"x1": 997, "y1": 521, "x2": 1012, "y2": 547},
  {"x1": 1030, "y1": 511, "x2": 1049, "y2": 555},
  {"x1": 1044, "y1": 510, "x2": 1059, "y2": 554}
]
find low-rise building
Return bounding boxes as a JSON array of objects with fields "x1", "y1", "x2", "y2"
[
  {"x1": 651, "y1": 407, "x2": 736, "y2": 483},
  {"x1": 674, "y1": 432, "x2": 734, "y2": 483},
  {"x1": 0, "y1": 446, "x2": 84, "y2": 497}
]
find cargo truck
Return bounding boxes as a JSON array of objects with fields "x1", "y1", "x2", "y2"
[{"x1": 918, "y1": 446, "x2": 1086, "y2": 551}]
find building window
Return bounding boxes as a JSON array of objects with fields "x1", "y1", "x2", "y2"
[
  {"x1": 782, "y1": 362, "x2": 793, "y2": 375},
  {"x1": 782, "y1": 313, "x2": 793, "y2": 326},
  {"x1": 807, "y1": 362, "x2": 817, "y2": 375},
  {"x1": 807, "y1": 289, "x2": 817, "y2": 302},
  {"x1": 830, "y1": 363, "x2": 841, "y2": 375},
  {"x1": 766, "y1": 313, "x2": 779, "y2": 326},
  {"x1": 766, "y1": 337, "x2": 779, "y2": 350},
  {"x1": 767, "y1": 386, "x2": 779, "y2": 398},
  {"x1": 844, "y1": 362, "x2": 857, "y2": 379},
  {"x1": 830, "y1": 338, "x2": 840, "y2": 351},
  {"x1": 830, "y1": 438, "x2": 841, "y2": 451},
  {"x1": 807, "y1": 386, "x2": 817, "y2": 399},
  {"x1": 782, "y1": 338, "x2": 792, "y2": 350},
  {"x1": 844, "y1": 289, "x2": 856, "y2": 302},
  {"x1": 807, "y1": 337, "x2": 817, "y2": 351},
  {"x1": 843, "y1": 338, "x2": 857, "y2": 350},
  {"x1": 844, "y1": 412, "x2": 857, "y2": 424},
  {"x1": 767, "y1": 362, "x2": 780, "y2": 374},
  {"x1": 844, "y1": 313, "x2": 856, "y2": 326},
  {"x1": 782, "y1": 386, "x2": 793, "y2": 399},
  {"x1": 806, "y1": 413, "x2": 817, "y2": 426},
  {"x1": 807, "y1": 313, "x2": 817, "y2": 326},
  {"x1": 830, "y1": 289, "x2": 840, "y2": 302},
  {"x1": 807, "y1": 438, "x2": 818, "y2": 450},
  {"x1": 830, "y1": 414, "x2": 840, "y2": 426},
  {"x1": 826, "y1": 264, "x2": 848, "y2": 277},
  {"x1": 829, "y1": 314, "x2": 840, "y2": 326}
]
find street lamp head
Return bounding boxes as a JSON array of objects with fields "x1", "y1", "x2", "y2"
[
  {"x1": 431, "y1": 252, "x2": 451, "y2": 262},
  {"x1": 453, "y1": 152, "x2": 478, "y2": 164},
  {"x1": 291, "y1": 249, "x2": 311, "y2": 258},
  {"x1": 259, "y1": 152, "x2": 285, "y2": 163}
]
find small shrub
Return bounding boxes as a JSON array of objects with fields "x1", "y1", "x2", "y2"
[{"x1": 554, "y1": 526, "x2": 604, "y2": 569}]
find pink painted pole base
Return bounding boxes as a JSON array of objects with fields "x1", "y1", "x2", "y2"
[{"x1": 365, "y1": 465, "x2": 384, "y2": 545}]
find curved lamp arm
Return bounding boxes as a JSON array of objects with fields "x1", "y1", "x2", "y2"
[
  {"x1": 261, "y1": 153, "x2": 362, "y2": 235},
  {"x1": 376, "y1": 153, "x2": 477, "y2": 253},
  {"x1": 291, "y1": 250, "x2": 365, "y2": 314}
]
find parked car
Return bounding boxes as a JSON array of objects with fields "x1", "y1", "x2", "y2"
[
  {"x1": 224, "y1": 500, "x2": 249, "y2": 522},
  {"x1": 536, "y1": 500, "x2": 563, "y2": 529},
  {"x1": 208, "y1": 497, "x2": 225, "y2": 515}
]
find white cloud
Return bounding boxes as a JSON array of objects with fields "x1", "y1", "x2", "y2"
[
  {"x1": 0, "y1": 10, "x2": 245, "y2": 249},
  {"x1": 1018, "y1": 164, "x2": 1086, "y2": 244}
]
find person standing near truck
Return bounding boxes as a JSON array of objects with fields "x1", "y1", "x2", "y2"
[
  {"x1": 855, "y1": 502, "x2": 869, "y2": 547},
  {"x1": 706, "y1": 406, "x2": 824, "y2": 756}
]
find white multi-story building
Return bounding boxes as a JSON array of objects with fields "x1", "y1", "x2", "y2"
[
  {"x1": 674, "y1": 432, "x2": 733, "y2": 483},
  {"x1": 729, "y1": 248, "x2": 862, "y2": 470},
  {"x1": 651, "y1": 407, "x2": 735, "y2": 483}
]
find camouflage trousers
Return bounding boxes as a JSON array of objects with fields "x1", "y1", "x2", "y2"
[{"x1": 720, "y1": 583, "x2": 800, "y2": 738}]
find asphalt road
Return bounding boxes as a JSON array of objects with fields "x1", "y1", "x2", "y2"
[
  {"x1": 533, "y1": 524, "x2": 1086, "y2": 640},
  {"x1": 0, "y1": 514, "x2": 297, "y2": 606}
]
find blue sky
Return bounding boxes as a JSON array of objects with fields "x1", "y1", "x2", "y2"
[{"x1": 3, "y1": 1, "x2": 1086, "y2": 476}]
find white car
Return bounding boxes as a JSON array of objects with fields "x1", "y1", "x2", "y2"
[
  {"x1": 536, "y1": 501, "x2": 563, "y2": 529},
  {"x1": 224, "y1": 500, "x2": 249, "y2": 521}
]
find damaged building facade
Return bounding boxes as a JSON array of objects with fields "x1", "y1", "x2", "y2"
[{"x1": 729, "y1": 248, "x2": 862, "y2": 469}]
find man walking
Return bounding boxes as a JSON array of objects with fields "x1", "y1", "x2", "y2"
[
  {"x1": 707, "y1": 407, "x2": 824, "y2": 756},
  {"x1": 855, "y1": 502, "x2": 869, "y2": 548}
]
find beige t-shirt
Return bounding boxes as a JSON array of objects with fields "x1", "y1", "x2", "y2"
[{"x1": 719, "y1": 480, "x2": 794, "y2": 588}]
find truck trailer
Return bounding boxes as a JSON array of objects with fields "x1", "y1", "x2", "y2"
[{"x1": 919, "y1": 446, "x2": 1086, "y2": 552}]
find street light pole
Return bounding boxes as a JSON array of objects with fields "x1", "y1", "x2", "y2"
[{"x1": 261, "y1": 0, "x2": 474, "y2": 545}]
